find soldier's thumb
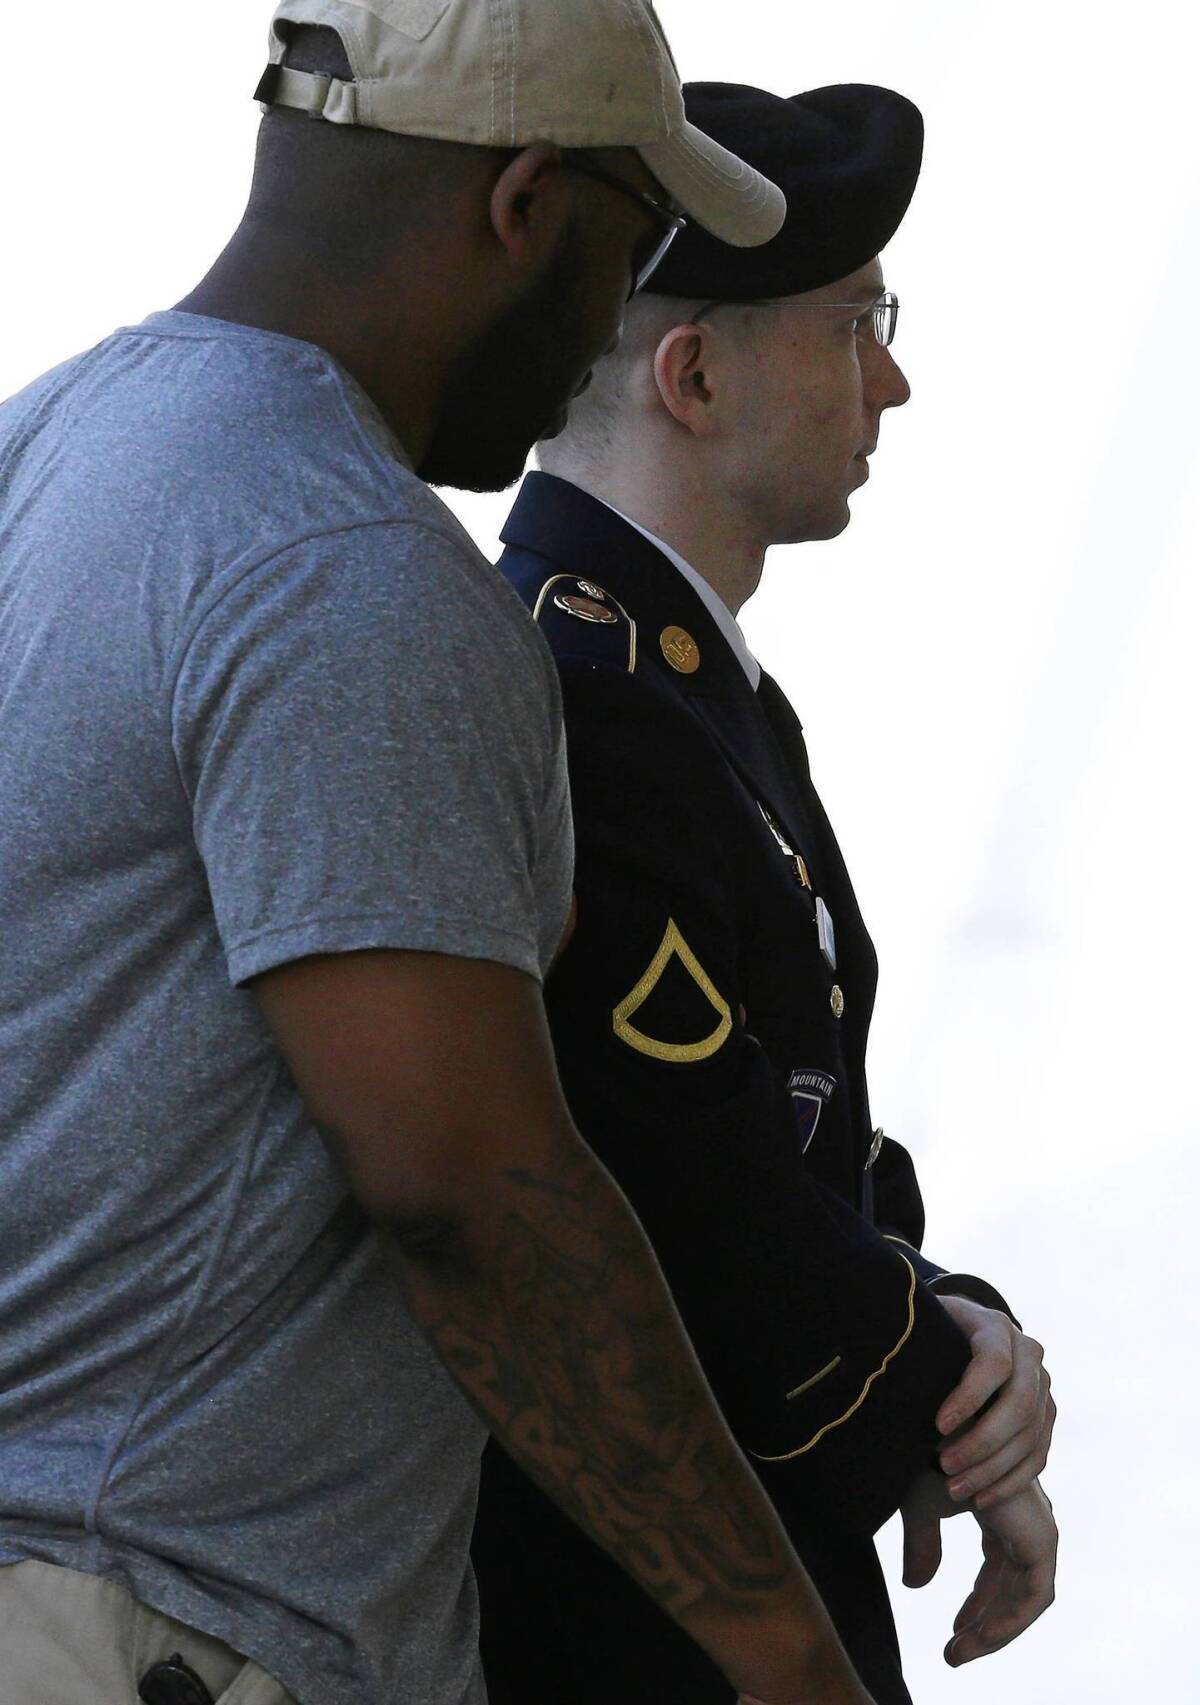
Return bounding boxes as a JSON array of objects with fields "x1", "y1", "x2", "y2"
[{"x1": 901, "y1": 1497, "x2": 944, "y2": 1588}]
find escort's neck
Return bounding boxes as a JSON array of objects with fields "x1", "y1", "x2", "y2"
[{"x1": 174, "y1": 225, "x2": 460, "y2": 473}]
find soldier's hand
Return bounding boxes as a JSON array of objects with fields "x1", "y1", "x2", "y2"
[
  {"x1": 900, "y1": 1470, "x2": 1057, "y2": 1664},
  {"x1": 944, "y1": 1482, "x2": 1058, "y2": 1665},
  {"x1": 899, "y1": 1465, "x2": 960, "y2": 1590},
  {"x1": 933, "y1": 1295, "x2": 1055, "y2": 1508}
]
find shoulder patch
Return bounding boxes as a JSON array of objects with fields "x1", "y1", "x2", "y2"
[
  {"x1": 612, "y1": 918, "x2": 732, "y2": 1063},
  {"x1": 532, "y1": 575, "x2": 637, "y2": 673}
]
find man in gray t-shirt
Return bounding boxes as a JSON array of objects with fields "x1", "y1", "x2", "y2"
[
  {"x1": 0, "y1": 6, "x2": 894, "y2": 1705},
  {"x1": 0, "y1": 309, "x2": 569, "y2": 1705}
]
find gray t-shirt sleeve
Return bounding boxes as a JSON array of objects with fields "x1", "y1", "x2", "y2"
[{"x1": 171, "y1": 519, "x2": 562, "y2": 986}]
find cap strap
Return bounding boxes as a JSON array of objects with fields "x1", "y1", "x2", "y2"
[{"x1": 255, "y1": 63, "x2": 359, "y2": 126}]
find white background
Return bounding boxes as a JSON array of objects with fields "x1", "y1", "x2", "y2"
[{"x1": 3, "y1": 3, "x2": 1196, "y2": 1700}]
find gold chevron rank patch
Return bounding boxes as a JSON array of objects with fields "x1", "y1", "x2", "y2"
[{"x1": 612, "y1": 919, "x2": 732, "y2": 1064}]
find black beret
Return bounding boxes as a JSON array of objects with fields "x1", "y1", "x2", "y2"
[{"x1": 648, "y1": 82, "x2": 923, "y2": 300}]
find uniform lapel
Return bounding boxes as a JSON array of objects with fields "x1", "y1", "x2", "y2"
[
  {"x1": 755, "y1": 672, "x2": 813, "y2": 785},
  {"x1": 686, "y1": 676, "x2": 812, "y2": 859},
  {"x1": 757, "y1": 670, "x2": 870, "y2": 950}
]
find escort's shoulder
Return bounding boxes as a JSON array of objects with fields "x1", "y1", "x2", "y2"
[{"x1": 310, "y1": 490, "x2": 557, "y2": 680}]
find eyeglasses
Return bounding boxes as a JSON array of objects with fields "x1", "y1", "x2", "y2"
[
  {"x1": 560, "y1": 154, "x2": 688, "y2": 298},
  {"x1": 694, "y1": 290, "x2": 900, "y2": 347}
]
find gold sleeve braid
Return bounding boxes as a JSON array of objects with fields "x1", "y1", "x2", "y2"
[{"x1": 748, "y1": 1254, "x2": 918, "y2": 1462}]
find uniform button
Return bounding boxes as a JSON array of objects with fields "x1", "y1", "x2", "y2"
[
  {"x1": 830, "y1": 984, "x2": 845, "y2": 1018},
  {"x1": 866, "y1": 1126, "x2": 885, "y2": 1168}
]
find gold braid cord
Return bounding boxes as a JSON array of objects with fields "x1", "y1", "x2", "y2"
[{"x1": 749, "y1": 1254, "x2": 918, "y2": 1462}]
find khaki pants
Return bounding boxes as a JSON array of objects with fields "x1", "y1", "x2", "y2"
[{"x1": 0, "y1": 1560, "x2": 297, "y2": 1704}]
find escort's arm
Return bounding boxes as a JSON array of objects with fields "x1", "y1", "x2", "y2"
[
  {"x1": 255, "y1": 948, "x2": 873, "y2": 1705},
  {"x1": 544, "y1": 655, "x2": 970, "y2": 1540}
]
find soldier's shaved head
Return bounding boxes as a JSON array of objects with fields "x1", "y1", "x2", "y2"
[{"x1": 539, "y1": 294, "x2": 765, "y2": 478}]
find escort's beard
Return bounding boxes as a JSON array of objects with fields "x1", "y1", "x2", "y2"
[{"x1": 419, "y1": 218, "x2": 592, "y2": 493}]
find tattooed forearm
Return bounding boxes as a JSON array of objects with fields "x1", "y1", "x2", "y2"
[{"x1": 386, "y1": 1131, "x2": 796, "y2": 1626}]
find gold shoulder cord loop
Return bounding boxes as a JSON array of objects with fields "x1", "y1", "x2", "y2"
[
  {"x1": 532, "y1": 574, "x2": 637, "y2": 673},
  {"x1": 749, "y1": 1254, "x2": 918, "y2": 1463}
]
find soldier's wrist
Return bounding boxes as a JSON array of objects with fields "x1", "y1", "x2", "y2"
[{"x1": 927, "y1": 1272, "x2": 1020, "y2": 1327}]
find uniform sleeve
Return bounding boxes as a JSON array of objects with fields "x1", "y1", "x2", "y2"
[
  {"x1": 170, "y1": 522, "x2": 566, "y2": 986},
  {"x1": 548, "y1": 657, "x2": 970, "y2": 1539},
  {"x1": 872, "y1": 1136, "x2": 1021, "y2": 1325}
]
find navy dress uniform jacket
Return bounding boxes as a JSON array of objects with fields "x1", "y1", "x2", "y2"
[{"x1": 472, "y1": 475, "x2": 1000, "y2": 1705}]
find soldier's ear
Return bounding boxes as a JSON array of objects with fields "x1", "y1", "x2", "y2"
[{"x1": 652, "y1": 323, "x2": 718, "y2": 437}]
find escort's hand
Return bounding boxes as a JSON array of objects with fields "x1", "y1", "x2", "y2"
[
  {"x1": 737, "y1": 1695, "x2": 874, "y2": 1705},
  {"x1": 736, "y1": 1666, "x2": 876, "y2": 1705},
  {"x1": 900, "y1": 1469, "x2": 1057, "y2": 1664},
  {"x1": 932, "y1": 1295, "x2": 1055, "y2": 1508},
  {"x1": 736, "y1": 1689, "x2": 874, "y2": 1705},
  {"x1": 724, "y1": 1619, "x2": 877, "y2": 1704}
]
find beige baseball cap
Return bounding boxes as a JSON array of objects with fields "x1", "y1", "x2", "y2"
[{"x1": 255, "y1": 0, "x2": 785, "y2": 248}]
